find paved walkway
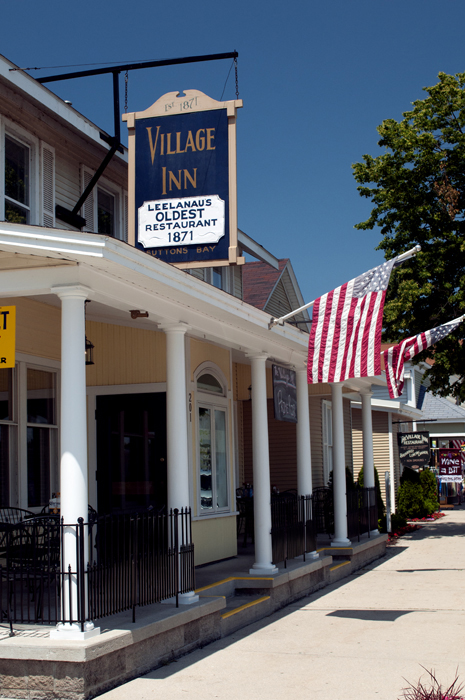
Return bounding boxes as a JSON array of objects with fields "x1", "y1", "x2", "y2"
[{"x1": 98, "y1": 510, "x2": 465, "y2": 700}]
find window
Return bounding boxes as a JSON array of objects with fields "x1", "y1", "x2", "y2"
[
  {"x1": 26, "y1": 368, "x2": 58, "y2": 508},
  {"x1": 212, "y1": 267, "x2": 223, "y2": 289},
  {"x1": 196, "y1": 368, "x2": 230, "y2": 514},
  {"x1": 81, "y1": 166, "x2": 127, "y2": 240},
  {"x1": 0, "y1": 369, "x2": 15, "y2": 507},
  {"x1": 322, "y1": 400, "x2": 333, "y2": 487},
  {"x1": 97, "y1": 188, "x2": 115, "y2": 236},
  {"x1": 1, "y1": 120, "x2": 54, "y2": 227},
  {"x1": 4, "y1": 135, "x2": 30, "y2": 224}
]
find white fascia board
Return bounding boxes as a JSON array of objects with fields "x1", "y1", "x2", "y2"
[
  {"x1": 0, "y1": 221, "x2": 106, "y2": 258},
  {"x1": 238, "y1": 229, "x2": 279, "y2": 269},
  {"x1": 423, "y1": 418, "x2": 465, "y2": 424},
  {"x1": 282, "y1": 260, "x2": 308, "y2": 313},
  {"x1": 0, "y1": 54, "x2": 127, "y2": 161},
  {"x1": 351, "y1": 396, "x2": 423, "y2": 418},
  {"x1": 0, "y1": 223, "x2": 309, "y2": 362}
]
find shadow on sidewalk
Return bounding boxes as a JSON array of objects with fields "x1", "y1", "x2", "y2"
[{"x1": 142, "y1": 544, "x2": 408, "y2": 681}]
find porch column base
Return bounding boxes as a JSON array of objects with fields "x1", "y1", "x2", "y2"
[
  {"x1": 50, "y1": 623, "x2": 100, "y2": 640},
  {"x1": 331, "y1": 538, "x2": 351, "y2": 547},
  {"x1": 161, "y1": 591, "x2": 200, "y2": 605},
  {"x1": 249, "y1": 563, "x2": 279, "y2": 575}
]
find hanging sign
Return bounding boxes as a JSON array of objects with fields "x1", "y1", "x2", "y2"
[
  {"x1": 0, "y1": 306, "x2": 15, "y2": 368},
  {"x1": 397, "y1": 431, "x2": 430, "y2": 470},
  {"x1": 272, "y1": 364, "x2": 297, "y2": 423},
  {"x1": 438, "y1": 448, "x2": 463, "y2": 483},
  {"x1": 123, "y1": 90, "x2": 244, "y2": 269}
]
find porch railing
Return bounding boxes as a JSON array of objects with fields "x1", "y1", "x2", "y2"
[
  {"x1": 347, "y1": 487, "x2": 377, "y2": 541},
  {"x1": 271, "y1": 494, "x2": 316, "y2": 567},
  {"x1": 0, "y1": 508, "x2": 194, "y2": 630}
]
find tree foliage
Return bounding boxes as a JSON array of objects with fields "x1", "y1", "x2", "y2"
[{"x1": 352, "y1": 72, "x2": 465, "y2": 398}]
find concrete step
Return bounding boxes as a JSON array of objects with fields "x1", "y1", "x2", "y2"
[
  {"x1": 329, "y1": 558, "x2": 352, "y2": 584},
  {"x1": 220, "y1": 593, "x2": 271, "y2": 636}
]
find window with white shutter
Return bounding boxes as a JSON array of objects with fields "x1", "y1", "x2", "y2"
[
  {"x1": 41, "y1": 142, "x2": 55, "y2": 228},
  {"x1": 81, "y1": 167, "x2": 95, "y2": 232}
]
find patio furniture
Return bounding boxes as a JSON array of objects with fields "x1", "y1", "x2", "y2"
[
  {"x1": 2, "y1": 515, "x2": 60, "y2": 623},
  {"x1": 0, "y1": 508, "x2": 35, "y2": 552}
]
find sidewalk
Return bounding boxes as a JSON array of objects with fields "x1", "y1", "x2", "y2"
[{"x1": 98, "y1": 509, "x2": 465, "y2": 700}]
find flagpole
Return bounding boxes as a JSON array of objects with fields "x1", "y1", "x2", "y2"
[{"x1": 268, "y1": 245, "x2": 421, "y2": 330}]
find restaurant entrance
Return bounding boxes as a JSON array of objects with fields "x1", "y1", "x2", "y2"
[{"x1": 96, "y1": 393, "x2": 167, "y2": 514}]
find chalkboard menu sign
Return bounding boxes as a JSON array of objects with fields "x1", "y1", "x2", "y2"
[
  {"x1": 272, "y1": 365, "x2": 297, "y2": 423},
  {"x1": 398, "y1": 431, "x2": 430, "y2": 470}
]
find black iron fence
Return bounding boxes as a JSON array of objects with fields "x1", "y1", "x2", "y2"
[
  {"x1": 271, "y1": 494, "x2": 316, "y2": 567},
  {"x1": 271, "y1": 487, "x2": 378, "y2": 552},
  {"x1": 0, "y1": 508, "x2": 194, "y2": 630},
  {"x1": 347, "y1": 487, "x2": 377, "y2": 541}
]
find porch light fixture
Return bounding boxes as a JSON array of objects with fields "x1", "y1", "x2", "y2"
[
  {"x1": 85, "y1": 336, "x2": 94, "y2": 366},
  {"x1": 85, "y1": 300, "x2": 95, "y2": 366},
  {"x1": 130, "y1": 310, "x2": 149, "y2": 319}
]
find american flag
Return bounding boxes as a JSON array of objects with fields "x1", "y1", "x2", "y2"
[
  {"x1": 385, "y1": 316, "x2": 464, "y2": 399},
  {"x1": 307, "y1": 258, "x2": 398, "y2": 384}
]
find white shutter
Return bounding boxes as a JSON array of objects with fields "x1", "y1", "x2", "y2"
[
  {"x1": 81, "y1": 166, "x2": 95, "y2": 232},
  {"x1": 123, "y1": 191, "x2": 129, "y2": 243},
  {"x1": 41, "y1": 142, "x2": 55, "y2": 228},
  {"x1": 322, "y1": 400, "x2": 333, "y2": 486}
]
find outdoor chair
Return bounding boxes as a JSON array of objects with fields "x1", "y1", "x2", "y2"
[
  {"x1": 0, "y1": 508, "x2": 35, "y2": 553},
  {"x1": 2, "y1": 515, "x2": 60, "y2": 623}
]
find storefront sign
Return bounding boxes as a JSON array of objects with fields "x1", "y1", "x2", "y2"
[
  {"x1": 438, "y1": 448, "x2": 463, "y2": 483},
  {"x1": 138, "y1": 195, "x2": 225, "y2": 249},
  {"x1": 123, "y1": 90, "x2": 243, "y2": 269},
  {"x1": 0, "y1": 306, "x2": 15, "y2": 368},
  {"x1": 272, "y1": 365, "x2": 297, "y2": 423},
  {"x1": 398, "y1": 431, "x2": 430, "y2": 470}
]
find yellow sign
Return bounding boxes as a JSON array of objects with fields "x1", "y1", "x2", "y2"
[{"x1": 0, "y1": 306, "x2": 16, "y2": 368}]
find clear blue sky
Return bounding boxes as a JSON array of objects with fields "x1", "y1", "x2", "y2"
[{"x1": 2, "y1": 0, "x2": 464, "y2": 304}]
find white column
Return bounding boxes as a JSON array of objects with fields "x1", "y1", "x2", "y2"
[
  {"x1": 388, "y1": 413, "x2": 396, "y2": 513},
  {"x1": 163, "y1": 324, "x2": 190, "y2": 511},
  {"x1": 330, "y1": 382, "x2": 351, "y2": 546},
  {"x1": 248, "y1": 353, "x2": 278, "y2": 574},
  {"x1": 50, "y1": 285, "x2": 99, "y2": 640},
  {"x1": 162, "y1": 323, "x2": 198, "y2": 604},
  {"x1": 360, "y1": 390, "x2": 378, "y2": 536},
  {"x1": 296, "y1": 368, "x2": 318, "y2": 560},
  {"x1": 296, "y1": 369, "x2": 312, "y2": 496},
  {"x1": 360, "y1": 391, "x2": 375, "y2": 489}
]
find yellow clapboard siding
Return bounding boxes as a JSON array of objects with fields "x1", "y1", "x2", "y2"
[
  {"x1": 0, "y1": 297, "x2": 61, "y2": 361},
  {"x1": 190, "y1": 339, "x2": 231, "y2": 390},
  {"x1": 85, "y1": 322, "x2": 166, "y2": 386}
]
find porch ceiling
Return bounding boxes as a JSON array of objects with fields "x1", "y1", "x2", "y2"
[{"x1": 0, "y1": 251, "x2": 77, "y2": 271}]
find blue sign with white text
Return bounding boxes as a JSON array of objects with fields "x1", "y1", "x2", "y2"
[{"x1": 135, "y1": 109, "x2": 229, "y2": 264}]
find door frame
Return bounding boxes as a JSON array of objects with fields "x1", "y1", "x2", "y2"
[{"x1": 87, "y1": 383, "x2": 166, "y2": 511}]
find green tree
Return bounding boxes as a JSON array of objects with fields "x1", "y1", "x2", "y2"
[{"x1": 352, "y1": 72, "x2": 465, "y2": 399}]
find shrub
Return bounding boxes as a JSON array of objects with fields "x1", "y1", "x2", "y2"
[
  {"x1": 327, "y1": 467, "x2": 355, "y2": 491},
  {"x1": 357, "y1": 466, "x2": 386, "y2": 518},
  {"x1": 390, "y1": 512, "x2": 407, "y2": 531},
  {"x1": 400, "y1": 666, "x2": 464, "y2": 700},
  {"x1": 397, "y1": 481, "x2": 429, "y2": 519},
  {"x1": 420, "y1": 469, "x2": 439, "y2": 512},
  {"x1": 397, "y1": 468, "x2": 439, "y2": 519}
]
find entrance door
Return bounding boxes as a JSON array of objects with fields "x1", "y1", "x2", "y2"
[{"x1": 96, "y1": 393, "x2": 167, "y2": 514}]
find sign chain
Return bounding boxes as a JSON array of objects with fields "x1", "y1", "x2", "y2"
[
  {"x1": 234, "y1": 57, "x2": 239, "y2": 99},
  {"x1": 124, "y1": 71, "x2": 129, "y2": 113}
]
